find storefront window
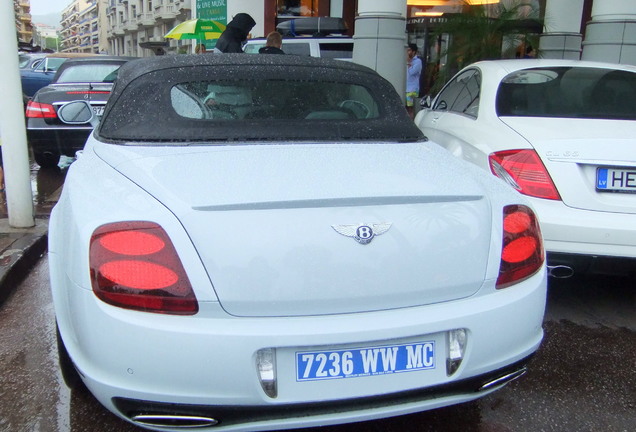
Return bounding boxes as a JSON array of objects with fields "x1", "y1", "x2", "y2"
[{"x1": 277, "y1": 0, "x2": 317, "y2": 17}]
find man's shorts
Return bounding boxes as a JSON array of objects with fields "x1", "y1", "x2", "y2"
[{"x1": 406, "y1": 91, "x2": 418, "y2": 107}]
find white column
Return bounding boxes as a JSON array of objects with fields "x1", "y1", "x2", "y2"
[
  {"x1": 0, "y1": 0, "x2": 35, "y2": 228},
  {"x1": 352, "y1": 0, "x2": 408, "y2": 99},
  {"x1": 539, "y1": 0, "x2": 585, "y2": 59},
  {"x1": 582, "y1": 0, "x2": 636, "y2": 65}
]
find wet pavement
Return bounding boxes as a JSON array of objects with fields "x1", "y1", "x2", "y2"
[
  {"x1": 0, "y1": 156, "x2": 72, "y2": 219},
  {"x1": 0, "y1": 260, "x2": 634, "y2": 431}
]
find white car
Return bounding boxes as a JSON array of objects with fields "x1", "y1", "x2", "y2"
[
  {"x1": 416, "y1": 59, "x2": 636, "y2": 277},
  {"x1": 50, "y1": 54, "x2": 546, "y2": 431},
  {"x1": 243, "y1": 36, "x2": 353, "y2": 60}
]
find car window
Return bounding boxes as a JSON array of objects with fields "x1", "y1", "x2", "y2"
[
  {"x1": 319, "y1": 42, "x2": 353, "y2": 59},
  {"x1": 281, "y1": 42, "x2": 311, "y2": 56},
  {"x1": 170, "y1": 79, "x2": 380, "y2": 121},
  {"x1": 450, "y1": 70, "x2": 480, "y2": 117},
  {"x1": 36, "y1": 58, "x2": 66, "y2": 72},
  {"x1": 243, "y1": 43, "x2": 265, "y2": 54},
  {"x1": 19, "y1": 55, "x2": 33, "y2": 69},
  {"x1": 55, "y1": 64, "x2": 122, "y2": 83},
  {"x1": 31, "y1": 59, "x2": 45, "y2": 72},
  {"x1": 496, "y1": 66, "x2": 636, "y2": 120},
  {"x1": 433, "y1": 70, "x2": 476, "y2": 112}
]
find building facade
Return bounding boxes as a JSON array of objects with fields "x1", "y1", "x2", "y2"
[
  {"x1": 107, "y1": 0, "x2": 193, "y2": 57},
  {"x1": 60, "y1": 0, "x2": 109, "y2": 53},
  {"x1": 105, "y1": 0, "x2": 356, "y2": 57},
  {"x1": 32, "y1": 23, "x2": 60, "y2": 51},
  {"x1": 14, "y1": 0, "x2": 33, "y2": 44}
]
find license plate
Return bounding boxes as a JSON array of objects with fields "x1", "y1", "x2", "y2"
[
  {"x1": 597, "y1": 167, "x2": 636, "y2": 193},
  {"x1": 296, "y1": 341, "x2": 435, "y2": 382},
  {"x1": 91, "y1": 105, "x2": 105, "y2": 117}
]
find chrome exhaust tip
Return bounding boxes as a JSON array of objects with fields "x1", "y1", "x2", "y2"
[
  {"x1": 479, "y1": 366, "x2": 527, "y2": 391},
  {"x1": 547, "y1": 265, "x2": 575, "y2": 279},
  {"x1": 132, "y1": 414, "x2": 218, "y2": 428}
]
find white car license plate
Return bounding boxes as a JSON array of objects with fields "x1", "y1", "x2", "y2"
[
  {"x1": 92, "y1": 105, "x2": 105, "y2": 117},
  {"x1": 296, "y1": 341, "x2": 435, "y2": 382},
  {"x1": 597, "y1": 167, "x2": 636, "y2": 193}
]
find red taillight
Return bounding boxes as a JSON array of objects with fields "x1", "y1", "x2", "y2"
[
  {"x1": 497, "y1": 205, "x2": 545, "y2": 289},
  {"x1": 26, "y1": 101, "x2": 57, "y2": 119},
  {"x1": 489, "y1": 150, "x2": 560, "y2": 200},
  {"x1": 89, "y1": 221, "x2": 198, "y2": 315}
]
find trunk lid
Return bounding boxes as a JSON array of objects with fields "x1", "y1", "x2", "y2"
[
  {"x1": 501, "y1": 117, "x2": 636, "y2": 214},
  {"x1": 95, "y1": 142, "x2": 495, "y2": 317}
]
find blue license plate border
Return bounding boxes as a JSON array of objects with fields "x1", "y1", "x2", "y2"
[
  {"x1": 596, "y1": 167, "x2": 636, "y2": 193},
  {"x1": 295, "y1": 341, "x2": 436, "y2": 382}
]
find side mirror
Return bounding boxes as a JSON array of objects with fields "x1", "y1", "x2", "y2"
[
  {"x1": 420, "y1": 95, "x2": 432, "y2": 109},
  {"x1": 57, "y1": 100, "x2": 98, "y2": 127}
]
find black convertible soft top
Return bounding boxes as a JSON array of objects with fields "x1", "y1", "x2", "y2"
[{"x1": 97, "y1": 54, "x2": 424, "y2": 143}]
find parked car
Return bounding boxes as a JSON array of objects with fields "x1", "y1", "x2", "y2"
[
  {"x1": 18, "y1": 52, "x2": 46, "y2": 70},
  {"x1": 25, "y1": 56, "x2": 134, "y2": 168},
  {"x1": 20, "y1": 52, "x2": 95, "y2": 98},
  {"x1": 50, "y1": 54, "x2": 546, "y2": 431},
  {"x1": 244, "y1": 36, "x2": 353, "y2": 60},
  {"x1": 244, "y1": 17, "x2": 352, "y2": 60},
  {"x1": 415, "y1": 59, "x2": 636, "y2": 276}
]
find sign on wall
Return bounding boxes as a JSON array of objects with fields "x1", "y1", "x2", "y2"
[{"x1": 197, "y1": 0, "x2": 228, "y2": 48}]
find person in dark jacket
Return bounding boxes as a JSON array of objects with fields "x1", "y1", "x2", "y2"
[
  {"x1": 215, "y1": 13, "x2": 256, "y2": 53},
  {"x1": 259, "y1": 31, "x2": 285, "y2": 55}
]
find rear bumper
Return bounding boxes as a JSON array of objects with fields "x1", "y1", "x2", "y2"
[
  {"x1": 112, "y1": 355, "x2": 533, "y2": 430},
  {"x1": 53, "y1": 267, "x2": 547, "y2": 431},
  {"x1": 27, "y1": 122, "x2": 91, "y2": 156},
  {"x1": 532, "y1": 198, "x2": 636, "y2": 259}
]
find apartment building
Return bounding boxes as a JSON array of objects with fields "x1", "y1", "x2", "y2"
[
  {"x1": 60, "y1": 0, "x2": 109, "y2": 53},
  {"x1": 14, "y1": 0, "x2": 33, "y2": 44},
  {"x1": 107, "y1": 0, "x2": 193, "y2": 57}
]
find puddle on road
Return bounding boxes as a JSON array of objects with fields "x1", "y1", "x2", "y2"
[{"x1": 0, "y1": 156, "x2": 73, "y2": 218}]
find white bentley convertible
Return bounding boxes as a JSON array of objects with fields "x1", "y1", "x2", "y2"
[{"x1": 50, "y1": 54, "x2": 547, "y2": 431}]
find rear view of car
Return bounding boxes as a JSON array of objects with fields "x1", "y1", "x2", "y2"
[
  {"x1": 49, "y1": 54, "x2": 546, "y2": 431},
  {"x1": 26, "y1": 56, "x2": 134, "y2": 168},
  {"x1": 416, "y1": 59, "x2": 636, "y2": 276}
]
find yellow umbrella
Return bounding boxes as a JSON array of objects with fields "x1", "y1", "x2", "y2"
[{"x1": 164, "y1": 19, "x2": 226, "y2": 41}]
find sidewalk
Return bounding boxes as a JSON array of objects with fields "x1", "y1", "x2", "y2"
[{"x1": 0, "y1": 200, "x2": 53, "y2": 305}]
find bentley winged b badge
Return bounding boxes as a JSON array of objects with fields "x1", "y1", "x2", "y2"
[{"x1": 331, "y1": 223, "x2": 392, "y2": 245}]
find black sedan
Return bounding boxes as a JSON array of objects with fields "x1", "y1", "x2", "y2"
[{"x1": 25, "y1": 56, "x2": 135, "y2": 168}]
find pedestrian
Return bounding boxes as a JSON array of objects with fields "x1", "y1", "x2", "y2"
[
  {"x1": 524, "y1": 45, "x2": 537, "y2": 58},
  {"x1": 215, "y1": 13, "x2": 256, "y2": 53},
  {"x1": 258, "y1": 31, "x2": 285, "y2": 54},
  {"x1": 195, "y1": 43, "x2": 207, "y2": 54},
  {"x1": 406, "y1": 43, "x2": 422, "y2": 120}
]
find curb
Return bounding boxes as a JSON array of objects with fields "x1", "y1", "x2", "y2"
[{"x1": 0, "y1": 232, "x2": 48, "y2": 305}]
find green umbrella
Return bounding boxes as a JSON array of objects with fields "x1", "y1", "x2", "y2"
[{"x1": 164, "y1": 18, "x2": 226, "y2": 41}]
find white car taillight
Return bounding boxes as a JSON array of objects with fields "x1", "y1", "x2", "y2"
[
  {"x1": 497, "y1": 205, "x2": 544, "y2": 289},
  {"x1": 89, "y1": 221, "x2": 198, "y2": 315},
  {"x1": 489, "y1": 149, "x2": 561, "y2": 200}
]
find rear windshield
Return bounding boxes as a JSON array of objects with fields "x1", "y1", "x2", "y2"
[
  {"x1": 171, "y1": 79, "x2": 379, "y2": 121},
  {"x1": 98, "y1": 64, "x2": 422, "y2": 143},
  {"x1": 55, "y1": 63, "x2": 122, "y2": 83},
  {"x1": 496, "y1": 67, "x2": 636, "y2": 120}
]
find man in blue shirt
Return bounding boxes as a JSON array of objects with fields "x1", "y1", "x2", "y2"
[{"x1": 406, "y1": 43, "x2": 422, "y2": 119}]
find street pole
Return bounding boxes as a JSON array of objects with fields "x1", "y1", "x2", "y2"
[
  {"x1": 352, "y1": 0, "x2": 407, "y2": 101},
  {"x1": 0, "y1": 2, "x2": 35, "y2": 228}
]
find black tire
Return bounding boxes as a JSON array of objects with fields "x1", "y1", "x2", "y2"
[
  {"x1": 56, "y1": 324, "x2": 83, "y2": 390},
  {"x1": 34, "y1": 151, "x2": 60, "y2": 168}
]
